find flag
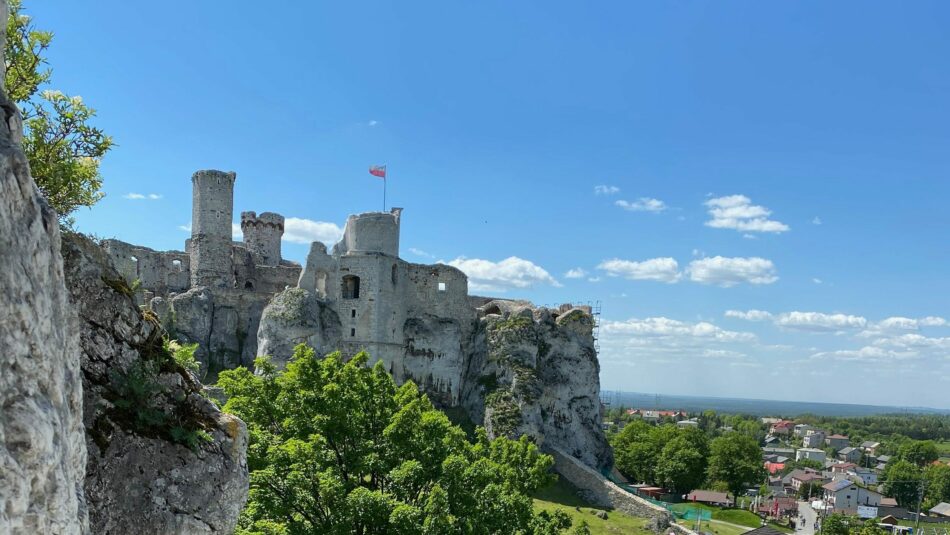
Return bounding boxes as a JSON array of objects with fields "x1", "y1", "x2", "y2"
[{"x1": 369, "y1": 165, "x2": 386, "y2": 178}]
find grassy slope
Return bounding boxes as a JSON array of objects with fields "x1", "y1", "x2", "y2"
[{"x1": 533, "y1": 478, "x2": 654, "y2": 535}]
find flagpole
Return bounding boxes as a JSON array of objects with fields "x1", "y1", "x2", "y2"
[{"x1": 383, "y1": 174, "x2": 386, "y2": 212}]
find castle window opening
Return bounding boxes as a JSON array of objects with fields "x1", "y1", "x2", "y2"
[
  {"x1": 244, "y1": 281, "x2": 254, "y2": 290},
  {"x1": 391, "y1": 264, "x2": 397, "y2": 285},
  {"x1": 172, "y1": 259, "x2": 182, "y2": 272},
  {"x1": 342, "y1": 275, "x2": 360, "y2": 299},
  {"x1": 438, "y1": 282, "x2": 446, "y2": 292},
  {"x1": 350, "y1": 328, "x2": 356, "y2": 337},
  {"x1": 351, "y1": 309, "x2": 356, "y2": 318}
]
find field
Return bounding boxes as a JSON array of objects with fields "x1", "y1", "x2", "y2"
[
  {"x1": 668, "y1": 502, "x2": 761, "y2": 535},
  {"x1": 533, "y1": 478, "x2": 655, "y2": 535},
  {"x1": 936, "y1": 440, "x2": 950, "y2": 461}
]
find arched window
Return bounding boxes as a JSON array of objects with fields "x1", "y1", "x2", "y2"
[
  {"x1": 342, "y1": 275, "x2": 360, "y2": 299},
  {"x1": 244, "y1": 280, "x2": 255, "y2": 290},
  {"x1": 172, "y1": 259, "x2": 182, "y2": 272}
]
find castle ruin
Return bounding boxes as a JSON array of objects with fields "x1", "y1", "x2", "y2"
[{"x1": 104, "y1": 168, "x2": 612, "y2": 470}]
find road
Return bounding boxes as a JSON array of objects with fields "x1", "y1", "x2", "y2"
[{"x1": 797, "y1": 501, "x2": 817, "y2": 535}]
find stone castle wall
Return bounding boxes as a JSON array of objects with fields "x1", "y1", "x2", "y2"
[{"x1": 240, "y1": 211, "x2": 283, "y2": 267}]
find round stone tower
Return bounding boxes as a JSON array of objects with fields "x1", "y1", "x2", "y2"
[
  {"x1": 240, "y1": 211, "x2": 284, "y2": 266},
  {"x1": 334, "y1": 208, "x2": 403, "y2": 257},
  {"x1": 190, "y1": 169, "x2": 236, "y2": 288}
]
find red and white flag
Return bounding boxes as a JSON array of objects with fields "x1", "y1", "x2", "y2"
[{"x1": 369, "y1": 165, "x2": 386, "y2": 179}]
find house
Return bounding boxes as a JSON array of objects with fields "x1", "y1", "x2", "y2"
[
  {"x1": 830, "y1": 462, "x2": 858, "y2": 474},
  {"x1": 791, "y1": 471, "x2": 827, "y2": 492},
  {"x1": 877, "y1": 455, "x2": 891, "y2": 465},
  {"x1": 930, "y1": 502, "x2": 950, "y2": 518},
  {"x1": 687, "y1": 490, "x2": 733, "y2": 507},
  {"x1": 838, "y1": 447, "x2": 862, "y2": 463},
  {"x1": 822, "y1": 478, "x2": 882, "y2": 514},
  {"x1": 803, "y1": 431, "x2": 826, "y2": 448},
  {"x1": 641, "y1": 410, "x2": 660, "y2": 423},
  {"x1": 770, "y1": 420, "x2": 794, "y2": 436},
  {"x1": 677, "y1": 418, "x2": 700, "y2": 428},
  {"x1": 794, "y1": 424, "x2": 815, "y2": 437},
  {"x1": 762, "y1": 417, "x2": 782, "y2": 425},
  {"x1": 797, "y1": 448, "x2": 827, "y2": 463},
  {"x1": 826, "y1": 434, "x2": 850, "y2": 450},
  {"x1": 764, "y1": 436, "x2": 780, "y2": 445},
  {"x1": 848, "y1": 467, "x2": 878, "y2": 486},
  {"x1": 765, "y1": 462, "x2": 786, "y2": 474},
  {"x1": 860, "y1": 441, "x2": 881, "y2": 455},
  {"x1": 756, "y1": 496, "x2": 799, "y2": 516}
]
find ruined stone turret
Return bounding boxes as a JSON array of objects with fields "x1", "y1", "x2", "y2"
[
  {"x1": 190, "y1": 170, "x2": 236, "y2": 288},
  {"x1": 241, "y1": 211, "x2": 284, "y2": 267}
]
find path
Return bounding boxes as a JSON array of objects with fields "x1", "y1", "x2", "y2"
[{"x1": 796, "y1": 501, "x2": 817, "y2": 535}]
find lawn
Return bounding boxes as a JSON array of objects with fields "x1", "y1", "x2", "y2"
[
  {"x1": 936, "y1": 440, "x2": 950, "y2": 462},
  {"x1": 669, "y1": 502, "x2": 761, "y2": 527},
  {"x1": 533, "y1": 478, "x2": 655, "y2": 535}
]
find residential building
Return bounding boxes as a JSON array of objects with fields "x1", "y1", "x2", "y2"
[
  {"x1": 687, "y1": 490, "x2": 733, "y2": 506},
  {"x1": 791, "y1": 471, "x2": 827, "y2": 493},
  {"x1": 822, "y1": 478, "x2": 882, "y2": 514},
  {"x1": 677, "y1": 418, "x2": 700, "y2": 428},
  {"x1": 838, "y1": 447, "x2": 862, "y2": 463},
  {"x1": 797, "y1": 448, "x2": 827, "y2": 463},
  {"x1": 803, "y1": 431, "x2": 826, "y2": 448},
  {"x1": 860, "y1": 441, "x2": 881, "y2": 455},
  {"x1": 826, "y1": 434, "x2": 851, "y2": 450},
  {"x1": 848, "y1": 467, "x2": 878, "y2": 486},
  {"x1": 929, "y1": 502, "x2": 950, "y2": 518},
  {"x1": 794, "y1": 424, "x2": 814, "y2": 437},
  {"x1": 770, "y1": 420, "x2": 794, "y2": 436}
]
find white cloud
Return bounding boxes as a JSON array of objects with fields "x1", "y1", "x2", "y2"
[
  {"x1": 602, "y1": 317, "x2": 755, "y2": 343},
  {"x1": 587, "y1": 277, "x2": 601, "y2": 283},
  {"x1": 920, "y1": 316, "x2": 949, "y2": 327},
  {"x1": 811, "y1": 346, "x2": 918, "y2": 362},
  {"x1": 597, "y1": 257, "x2": 681, "y2": 283},
  {"x1": 594, "y1": 185, "x2": 620, "y2": 195},
  {"x1": 409, "y1": 247, "x2": 435, "y2": 259},
  {"x1": 813, "y1": 278, "x2": 823, "y2": 284},
  {"x1": 872, "y1": 333, "x2": 950, "y2": 350},
  {"x1": 615, "y1": 197, "x2": 667, "y2": 213},
  {"x1": 774, "y1": 311, "x2": 867, "y2": 332},
  {"x1": 686, "y1": 256, "x2": 778, "y2": 287},
  {"x1": 178, "y1": 223, "x2": 192, "y2": 232},
  {"x1": 812, "y1": 216, "x2": 822, "y2": 225},
  {"x1": 232, "y1": 223, "x2": 242, "y2": 240},
  {"x1": 725, "y1": 309, "x2": 773, "y2": 321},
  {"x1": 282, "y1": 218, "x2": 344, "y2": 245},
  {"x1": 704, "y1": 194, "x2": 789, "y2": 233},
  {"x1": 368, "y1": 120, "x2": 379, "y2": 126},
  {"x1": 124, "y1": 192, "x2": 162, "y2": 200},
  {"x1": 443, "y1": 256, "x2": 561, "y2": 293},
  {"x1": 564, "y1": 268, "x2": 587, "y2": 279}
]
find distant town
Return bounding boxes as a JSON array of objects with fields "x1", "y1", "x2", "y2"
[{"x1": 603, "y1": 407, "x2": 950, "y2": 535}]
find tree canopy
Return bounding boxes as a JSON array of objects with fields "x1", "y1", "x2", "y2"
[
  {"x1": 4, "y1": 0, "x2": 112, "y2": 224},
  {"x1": 218, "y1": 345, "x2": 574, "y2": 535},
  {"x1": 706, "y1": 433, "x2": 764, "y2": 501}
]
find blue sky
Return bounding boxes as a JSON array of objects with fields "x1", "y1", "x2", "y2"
[{"x1": 36, "y1": 1, "x2": 950, "y2": 408}]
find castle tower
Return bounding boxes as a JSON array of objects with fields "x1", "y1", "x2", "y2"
[
  {"x1": 334, "y1": 207, "x2": 403, "y2": 257},
  {"x1": 190, "y1": 169, "x2": 236, "y2": 288},
  {"x1": 240, "y1": 211, "x2": 284, "y2": 266}
]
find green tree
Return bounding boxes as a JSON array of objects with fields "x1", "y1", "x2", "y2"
[
  {"x1": 218, "y1": 345, "x2": 571, "y2": 534},
  {"x1": 707, "y1": 433, "x2": 764, "y2": 501},
  {"x1": 924, "y1": 463, "x2": 950, "y2": 508},
  {"x1": 822, "y1": 513, "x2": 853, "y2": 535},
  {"x1": 655, "y1": 429, "x2": 709, "y2": 493},
  {"x1": 5, "y1": 0, "x2": 112, "y2": 224},
  {"x1": 611, "y1": 419, "x2": 657, "y2": 483},
  {"x1": 883, "y1": 460, "x2": 923, "y2": 508},
  {"x1": 897, "y1": 440, "x2": 939, "y2": 467}
]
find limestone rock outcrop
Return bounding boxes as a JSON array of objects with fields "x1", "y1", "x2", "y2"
[
  {"x1": 0, "y1": 6, "x2": 89, "y2": 529},
  {"x1": 62, "y1": 234, "x2": 249, "y2": 534},
  {"x1": 256, "y1": 289, "x2": 612, "y2": 470},
  {"x1": 465, "y1": 303, "x2": 612, "y2": 469}
]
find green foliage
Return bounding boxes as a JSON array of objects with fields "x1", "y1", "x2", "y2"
[
  {"x1": 707, "y1": 433, "x2": 764, "y2": 500},
  {"x1": 897, "y1": 440, "x2": 939, "y2": 467},
  {"x1": 822, "y1": 513, "x2": 853, "y2": 535},
  {"x1": 218, "y1": 344, "x2": 569, "y2": 534},
  {"x1": 883, "y1": 460, "x2": 923, "y2": 507},
  {"x1": 611, "y1": 421, "x2": 709, "y2": 493},
  {"x1": 924, "y1": 463, "x2": 950, "y2": 509},
  {"x1": 5, "y1": 0, "x2": 113, "y2": 224},
  {"x1": 486, "y1": 387, "x2": 523, "y2": 437},
  {"x1": 165, "y1": 339, "x2": 200, "y2": 374},
  {"x1": 778, "y1": 458, "x2": 823, "y2": 477}
]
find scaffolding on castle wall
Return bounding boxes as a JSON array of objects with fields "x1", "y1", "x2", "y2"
[{"x1": 540, "y1": 300, "x2": 602, "y2": 352}]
